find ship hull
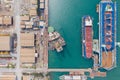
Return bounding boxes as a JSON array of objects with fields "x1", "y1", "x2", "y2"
[
  {"x1": 82, "y1": 16, "x2": 93, "y2": 59},
  {"x1": 99, "y1": 0, "x2": 117, "y2": 70}
]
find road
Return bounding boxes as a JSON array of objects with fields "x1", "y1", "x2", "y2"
[{"x1": 14, "y1": 0, "x2": 22, "y2": 80}]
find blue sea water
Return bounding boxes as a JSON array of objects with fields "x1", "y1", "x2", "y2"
[{"x1": 48, "y1": 0, "x2": 120, "y2": 80}]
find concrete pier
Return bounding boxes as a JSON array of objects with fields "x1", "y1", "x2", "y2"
[{"x1": 93, "y1": 39, "x2": 99, "y2": 53}]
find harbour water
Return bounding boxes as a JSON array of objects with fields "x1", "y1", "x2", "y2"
[{"x1": 48, "y1": 0, "x2": 120, "y2": 80}]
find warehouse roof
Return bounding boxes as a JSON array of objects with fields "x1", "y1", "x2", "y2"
[
  {"x1": 40, "y1": 3, "x2": 45, "y2": 9},
  {"x1": 40, "y1": 0, "x2": 45, "y2": 3},
  {"x1": 30, "y1": 0, "x2": 37, "y2": 4},
  {"x1": 23, "y1": 75, "x2": 30, "y2": 80},
  {"x1": 20, "y1": 33, "x2": 34, "y2": 47},
  {"x1": 29, "y1": 8, "x2": 37, "y2": 16},
  {"x1": 0, "y1": 16, "x2": 3, "y2": 24},
  {"x1": 20, "y1": 48, "x2": 35, "y2": 57},
  {"x1": 3, "y1": 16, "x2": 12, "y2": 25},
  {"x1": 0, "y1": 74, "x2": 16, "y2": 80},
  {"x1": 0, "y1": 16, "x2": 12, "y2": 25},
  {"x1": 20, "y1": 48, "x2": 35, "y2": 63},
  {"x1": 21, "y1": 15, "x2": 30, "y2": 21},
  {"x1": 0, "y1": 36, "x2": 11, "y2": 51}
]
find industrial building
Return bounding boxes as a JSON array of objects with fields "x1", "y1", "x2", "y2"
[
  {"x1": 0, "y1": 74, "x2": 16, "y2": 80},
  {"x1": 20, "y1": 33, "x2": 35, "y2": 47},
  {"x1": 20, "y1": 0, "x2": 39, "y2": 30},
  {"x1": 20, "y1": 48, "x2": 35, "y2": 64},
  {"x1": 40, "y1": 3, "x2": 45, "y2": 9},
  {"x1": 21, "y1": 25, "x2": 26, "y2": 29},
  {"x1": 0, "y1": 16, "x2": 2, "y2": 25},
  {"x1": 0, "y1": 16, "x2": 13, "y2": 25},
  {"x1": 25, "y1": 21, "x2": 33, "y2": 29},
  {"x1": 30, "y1": 0, "x2": 38, "y2": 5},
  {"x1": 3, "y1": 0, "x2": 14, "y2": 3},
  {"x1": 0, "y1": 35, "x2": 11, "y2": 51},
  {"x1": 22, "y1": 75, "x2": 31, "y2": 80},
  {"x1": 29, "y1": 8, "x2": 37, "y2": 16},
  {"x1": 40, "y1": 0, "x2": 45, "y2": 3},
  {"x1": 22, "y1": 0, "x2": 37, "y2": 5},
  {"x1": 20, "y1": 33, "x2": 36, "y2": 67},
  {"x1": 21, "y1": 16, "x2": 30, "y2": 21}
]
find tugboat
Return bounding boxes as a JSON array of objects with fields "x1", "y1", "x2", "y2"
[{"x1": 82, "y1": 16, "x2": 93, "y2": 59}]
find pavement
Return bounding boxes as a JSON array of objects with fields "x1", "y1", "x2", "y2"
[
  {"x1": 36, "y1": 32, "x2": 44, "y2": 68},
  {"x1": 14, "y1": 0, "x2": 22, "y2": 79}
]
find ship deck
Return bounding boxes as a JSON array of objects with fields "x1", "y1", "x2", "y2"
[
  {"x1": 82, "y1": 16, "x2": 93, "y2": 59},
  {"x1": 85, "y1": 26, "x2": 92, "y2": 58},
  {"x1": 102, "y1": 52, "x2": 112, "y2": 68}
]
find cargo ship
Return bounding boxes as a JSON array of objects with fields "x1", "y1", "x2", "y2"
[
  {"x1": 99, "y1": 0, "x2": 117, "y2": 70},
  {"x1": 82, "y1": 16, "x2": 93, "y2": 59}
]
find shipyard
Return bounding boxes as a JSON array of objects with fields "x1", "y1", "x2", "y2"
[
  {"x1": 0, "y1": 0, "x2": 119, "y2": 80},
  {"x1": 82, "y1": 0, "x2": 117, "y2": 70}
]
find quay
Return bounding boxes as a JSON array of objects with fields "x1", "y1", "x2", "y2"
[
  {"x1": 48, "y1": 69, "x2": 92, "y2": 72},
  {"x1": 90, "y1": 71, "x2": 106, "y2": 78},
  {"x1": 0, "y1": 68, "x2": 90, "y2": 74},
  {"x1": 93, "y1": 39, "x2": 99, "y2": 53},
  {"x1": 0, "y1": 68, "x2": 106, "y2": 79},
  {"x1": 43, "y1": 0, "x2": 49, "y2": 69},
  {"x1": 22, "y1": 68, "x2": 92, "y2": 73}
]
